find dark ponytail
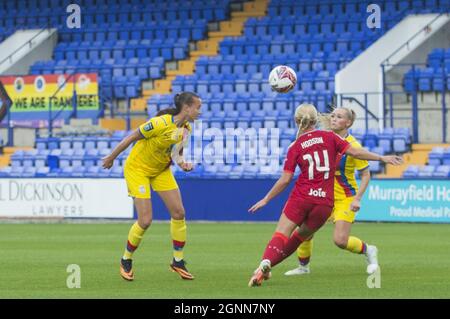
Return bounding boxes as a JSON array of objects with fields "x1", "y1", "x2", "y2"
[{"x1": 156, "y1": 92, "x2": 199, "y2": 116}]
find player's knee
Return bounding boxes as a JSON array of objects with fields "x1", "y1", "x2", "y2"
[
  {"x1": 139, "y1": 217, "x2": 152, "y2": 229},
  {"x1": 333, "y1": 236, "x2": 348, "y2": 249},
  {"x1": 171, "y1": 207, "x2": 185, "y2": 220}
]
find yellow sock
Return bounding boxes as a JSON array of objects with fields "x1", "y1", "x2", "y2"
[
  {"x1": 171, "y1": 218, "x2": 187, "y2": 261},
  {"x1": 346, "y1": 236, "x2": 367, "y2": 254},
  {"x1": 297, "y1": 239, "x2": 313, "y2": 265},
  {"x1": 123, "y1": 222, "x2": 146, "y2": 260}
]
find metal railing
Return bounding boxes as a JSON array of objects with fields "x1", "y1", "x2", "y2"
[
  {"x1": 381, "y1": 13, "x2": 446, "y2": 67},
  {"x1": 383, "y1": 61, "x2": 448, "y2": 143},
  {"x1": 48, "y1": 72, "x2": 78, "y2": 137},
  {"x1": 0, "y1": 21, "x2": 53, "y2": 71}
]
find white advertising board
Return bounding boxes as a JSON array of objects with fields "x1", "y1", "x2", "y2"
[{"x1": 0, "y1": 178, "x2": 133, "y2": 218}]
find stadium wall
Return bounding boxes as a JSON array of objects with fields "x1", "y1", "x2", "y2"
[{"x1": 1, "y1": 179, "x2": 449, "y2": 223}]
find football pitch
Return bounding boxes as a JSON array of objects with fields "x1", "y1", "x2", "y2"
[{"x1": 0, "y1": 222, "x2": 449, "y2": 299}]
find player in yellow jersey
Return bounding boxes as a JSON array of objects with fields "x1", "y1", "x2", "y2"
[
  {"x1": 102, "y1": 92, "x2": 202, "y2": 281},
  {"x1": 284, "y1": 107, "x2": 380, "y2": 276}
]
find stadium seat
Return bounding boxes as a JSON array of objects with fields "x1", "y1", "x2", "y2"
[
  {"x1": 402, "y1": 165, "x2": 420, "y2": 178},
  {"x1": 418, "y1": 165, "x2": 435, "y2": 178},
  {"x1": 432, "y1": 165, "x2": 450, "y2": 178},
  {"x1": 428, "y1": 147, "x2": 444, "y2": 166}
]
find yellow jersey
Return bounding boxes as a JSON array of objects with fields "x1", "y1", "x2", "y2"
[
  {"x1": 334, "y1": 134, "x2": 369, "y2": 200},
  {"x1": 125, "y1": 114, "x2": 191, "y2": 176}
]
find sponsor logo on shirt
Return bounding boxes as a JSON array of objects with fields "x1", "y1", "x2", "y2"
[{"x1": 308, "y1": 188, "x2": 326, "y2": 198}]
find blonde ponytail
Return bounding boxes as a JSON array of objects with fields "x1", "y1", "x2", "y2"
[
  {"x1": 294, "y1": 103, "x2": 318, "y2": 139},
  {"x1": 317, "y1": 113, "x2": 332, "y2": 130},
  {"x1": 341, "y1": 107, "x2": 356, "y2": 128}
]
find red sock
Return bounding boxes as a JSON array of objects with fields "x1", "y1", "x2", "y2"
[
  {"x1": 262, "y1": 232, "x2": 289, "y2": 268},
  {"x1": 284, "y1": 231, "x2": 305, "y2": 258}
]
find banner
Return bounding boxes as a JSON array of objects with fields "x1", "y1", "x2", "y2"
[
  {"x1": 0, "y1": 179, "x2": 133, "y2": 218},
  {"x1": 357, "y1": 180, "x2": 450, "y2": 223},
  {"x1": 0, "y1": 73, "x2": 99, "y2": 112},
  {"x1": 0, "y1": 80, "x2": 12, "y2": 122}
]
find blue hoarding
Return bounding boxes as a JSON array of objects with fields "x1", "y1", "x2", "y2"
[
  {"x1": 147, "y1": 179, "x2": 450, "y2": 223},
  {"x1": 357, "y1": 180, "x2": 450, "y2": 223}
]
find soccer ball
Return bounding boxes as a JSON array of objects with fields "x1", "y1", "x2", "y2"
[{"x1": 268, "y1": 65, "x2": 297, "y2": 93}]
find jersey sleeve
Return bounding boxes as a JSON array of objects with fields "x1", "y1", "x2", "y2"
[
  {"x1": 138, "y1": 117, "x2": 165, "y2": 139},
  {"x1": 351, "y1": 140, "x2": 370, "y2": 171},
  {"x1": 283, "y1": 142, "x2": 299, "y2": 173},
  {"x1": 332, "y1": 132, "x2": 351, "y2": 154}
]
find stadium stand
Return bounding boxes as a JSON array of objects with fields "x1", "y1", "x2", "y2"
[
  {"x1": 401, "y1": 146, "x2": 450, "y2": 178},
  {"x1": 404, "y1": 48, "x2": 450, "y2": 93},
  {"x1": 23, "y1": 0, "x2": 231, "y2": 102},
  {"x1": 0, "y1": 0, "x2": 448, "y2": 178}
]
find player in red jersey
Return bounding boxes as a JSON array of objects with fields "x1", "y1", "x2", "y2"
[{"x1": 247, "y1": 104, "x2": 402, "y2": 287}]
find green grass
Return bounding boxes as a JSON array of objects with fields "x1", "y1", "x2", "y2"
[{"x1": 0, "y1": 222, "x2": 449, "y2": 298}]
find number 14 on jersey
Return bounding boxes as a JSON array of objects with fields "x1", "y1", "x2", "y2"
[{"x1": 303, "y1": 150, "x2": 330, "y2": 180}]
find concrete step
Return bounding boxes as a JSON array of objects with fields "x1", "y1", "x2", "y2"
[
  {"x1": 130, "y1": 98, "x2": 147, "y2": 111},
  {"x1": 0, "y1": 146, "x2": 34, "y2": 168},
  {"x1": 0, "y1": 156, "x2": 9, "y2": 167},
  {"x1": 99, "y1": 118, "x2": 126, "y2": 131},
  {"x1": 131, "y1": 117, "x2": 149, "y2": 130},
  {"x1": 190, "y1": 50, "x2": 217, "y2": 57},
  {"x1": 208, "y1": 31, "x2": 241, "y2": 38},
  {"x1": 231, "y1": 11, "x2": 266, "y2": 18},
  {"x1": 412, "y1": 143, "x2": 450, "y2": 151}
]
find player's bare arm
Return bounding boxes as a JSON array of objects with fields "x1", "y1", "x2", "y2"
[
  {"x1": 249, "y1": 172, "x2": 293, "y2": 213},
  {"x1": 102, "y1": 129, "x2": 144, "y2": 169},
  {"x1": 171, "y1": 131, "x2": 193, "y2": 172},
  {"x1": 350, "y1": 168, "x2": 370, "y2": 212},
  {"x1": 345, "y1": 146, "x2": 403, "y2": 165}
]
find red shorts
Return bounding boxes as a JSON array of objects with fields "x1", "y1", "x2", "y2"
[{"x1": 282, "y1": 198, "x2": 333, "y2": 231}]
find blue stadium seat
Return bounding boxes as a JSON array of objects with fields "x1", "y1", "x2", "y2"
[
  {"x1": 394, "y1": 127, "x2": 411, "y2": 144},
  {"x1": 34, "y1": 150, "x2": 49, "y2": 168},
  {"x1": 418, "y1": 68, "x2": 433, "y2": 91},
  {"x1": 402, "y1": 165, "x2": 419, "y2": 178},
  {"x1": 10, "y1": 150, "x2": 25, "y2": 168},
  {"x1": 36, "y1": 167, "x2": 50, "y2": 177},
  {"x1": 418, "y1": 165, "x2": 435, "y2": 178},
  {"x1": 8, "y1": 166, "x2": 25, "y2": 177},
  {"x1": 393, "y1": 138, "x2": 407, "y2": 153},
  {"x1": 33, "y1": 138, "x2": 48, "y2": 151},
  {"x1": 432, "y1": 165, "x2": 450, "y2": 178},
  {"x1": 368, "y1": 160, "x2": 382, "y2": 173},
  {"x1": 443, "y1": 148, "x2": 450, "y2": 165},
  {"x1": 428, "y1": 147, "x2": 444, "y2": 166}
]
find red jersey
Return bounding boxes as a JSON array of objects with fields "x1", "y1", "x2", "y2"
[{"x1": 283, "y1": 130, "x2": 350, "y2": 207}]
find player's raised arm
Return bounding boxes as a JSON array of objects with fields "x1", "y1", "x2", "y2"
[
  {"x1": 345, "y1": 146, "x2": 403, "y2": 165},
  {"x1": 102, "y1": 129, "x2": 144, "y2": 169},
  {"x1": 248, "y1": 171, "x2": 294, "y2": 213}
]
